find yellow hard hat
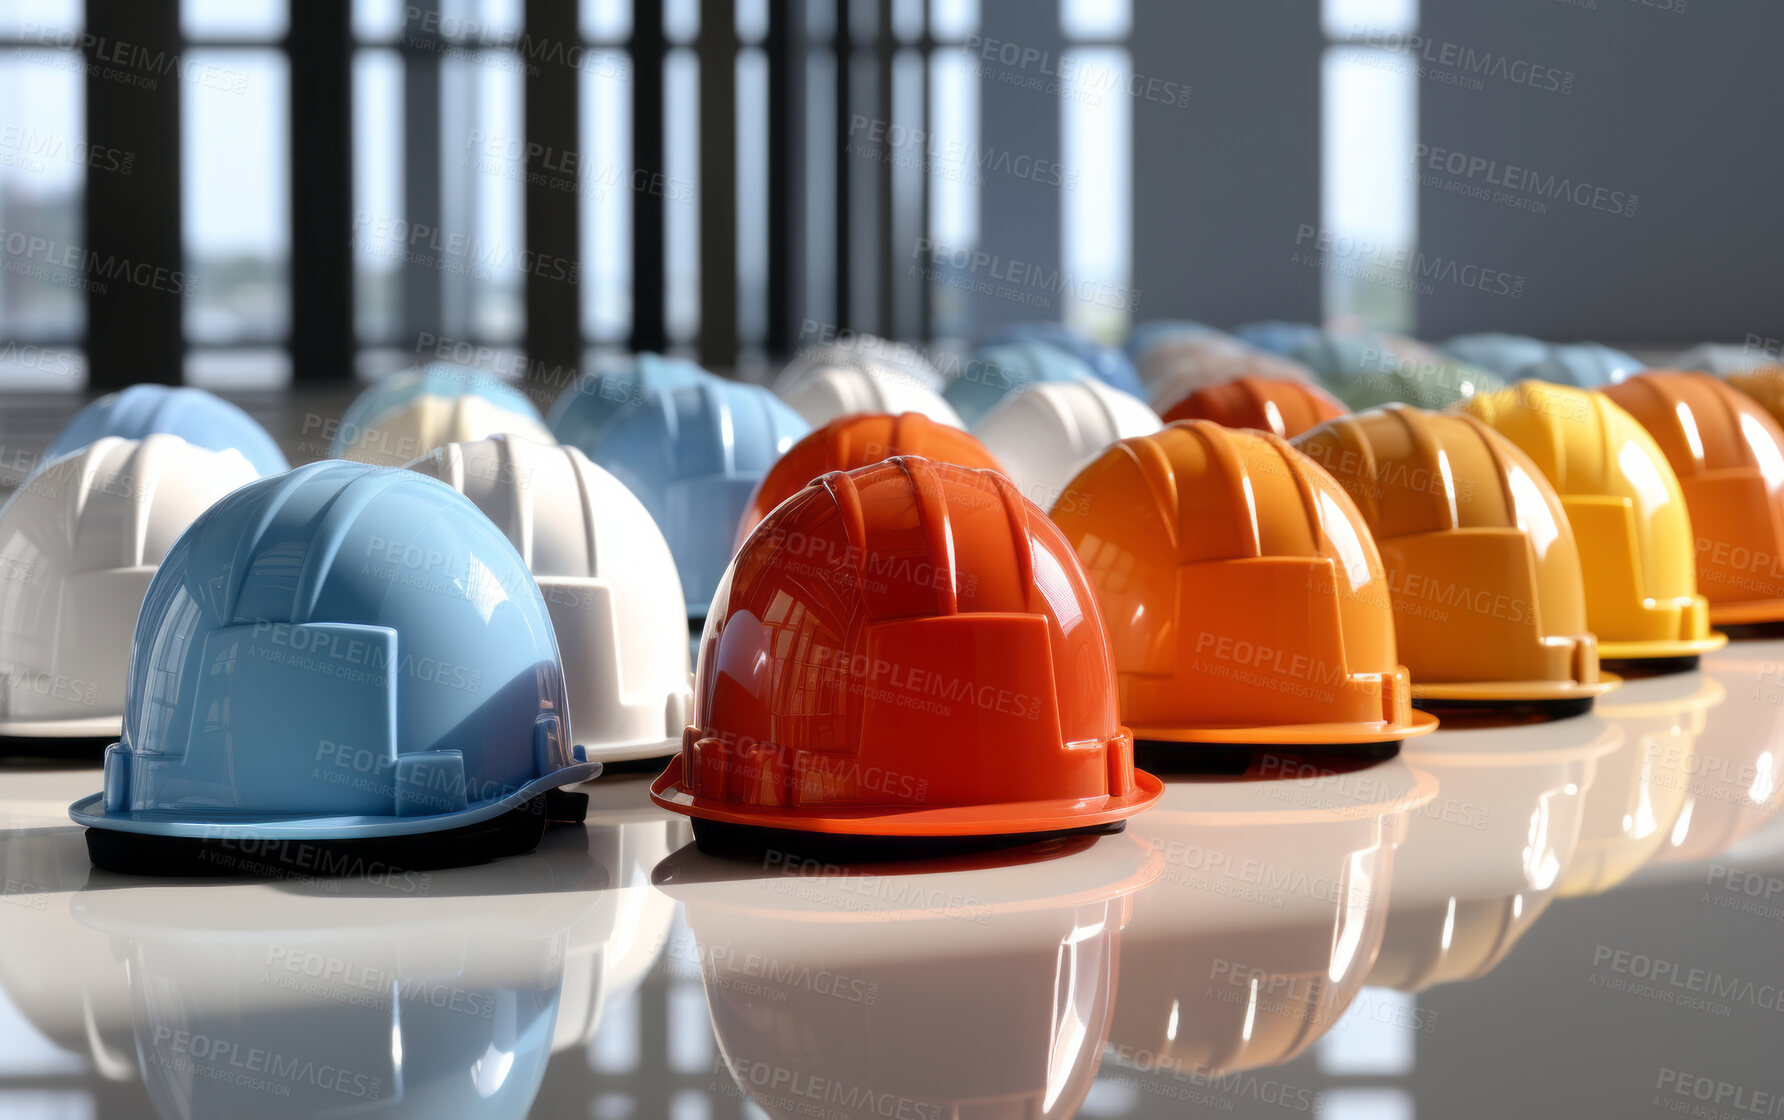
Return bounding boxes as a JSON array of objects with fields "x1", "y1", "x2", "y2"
[
  {"x1": 1294, "y1": 405, "x2": 1617, "y2": 713},
  {"x1": 1461, "y1": 380, "x2": 1725, "y2": 664}
]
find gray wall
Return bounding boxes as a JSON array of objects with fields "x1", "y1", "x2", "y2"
[
  {"x1": 1415, "y1": 0, "x2": 1784, "y2": 343},
  {"x1": 1131, "y1": 0, "x2": 1324, "y2": 328}
]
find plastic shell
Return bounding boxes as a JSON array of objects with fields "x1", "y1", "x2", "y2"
[
  {"x1": 67, "y1": 460, "x2": 597, "y2": 840},
  {"x1": 1161, "y1": 376, "x2": 1347, "y2": 438},
  {"x1": 735, "y1": 411, "x2": 1004, "y2": 549},
  {"x1": 1603, "y1": 371, "x2": 1784, "y2": 625},
  {"x1": 1294, "y1": 405, "x2": 1614, "y2": 704},
  {"x1": 1462, "y1": 380, "x2": 1724, "y2": 660},
  {"x1": 651, "y1": 456, "x2": 1163, "y2": 835},
  {"x1": 1050, "y1": 421, "x2": 1435, "y2": 745}
]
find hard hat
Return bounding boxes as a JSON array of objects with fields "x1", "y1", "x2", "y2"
[
  {"x1": 67, "y1": 460, "x2": 600, "y2": 873},
  {"x1": 943, "y1": 339, "x2": 1095, "y2": 427},
  {"x1": 777, "y1": 332, "x2": 946, "y2": 392},
  {"x1": 1601, "y1": 371, "x2": 1784, "y2": 625},
  {"x1": 0, "y1": 435, "x2": 263, "y2": 742},
  {"x1": 1050, "y1": 422, "x2": 1436, "y2": 745},
  {"x1": 1291, "y1": 329, "x2": 1502, "y2": 410},
  {"x1": 1107, "y1": 755, "x2": 1432, "y2": 1075},
  {"x1": 1673, "y1": 342, "x2": 1779, "y2": 376},
  {"x1": 982, "y1": 320, "x2": 1146, "y2": 396},
  {"x1": 332, "y1": 364, "x2": 553, "y2": 466},
  {"x1": 973, "y1": 378, "x2": 1161, "y2": 510},
  {"x1": 544, "y1": 351, "x2": 712, "y2": 453},
  {"x1": 1125, "y1": 318, "x2": 1221, "y2": 365},
  {"x1": 1141, "y1": 333, "x2": 1318, "y2": 414},
  {"x1": 734, "y1": 410, "x2": 1004, "y2": 548},
  {"x1": 774, "y1": 358, "x2": 963, "y2": 428},
  {"x1": 1160, "y1": 375, "x2": 1346, "y2": 437},
  {"x1": 39, "y1": 383, "x2": 287, "y2": 478},
  {"x1": 1293, "y1": 405, "x2": 1616, "y2": 711},
  {"x1": 1234, "y1": 320, "x2": 1323, "y2": 356},
  {"x1": 586, "y1": 378, "x2": 809, "y2": 620},
  {"x1": 405, "y1": 436, "x2": 694, "y2": 762},
  {"x1": 1724, "y1": 366, "x2": 1784, "y2": 427},
  {"x1": 1515, "y1": 342, "x2": 1641, "y2": 387},
  {"x1": 1442, "y1": 332, "x2": 1551, "y2": 376},
  {"x1": 650, "y1": 456, "x2": 1163, "y2": 846},
  {"x1": 772, "y1": 334, "x2": 953, "y2": 427},
  {"x1": 1461, "y1": 380, "x2": 1725, "y2": 663},
  {"x1": 656, "y1": 822, "x2": 1159, "y2": 1120},
  {"x1": 1368, "y1": 714, "x2": 1620, "y2": 991}
]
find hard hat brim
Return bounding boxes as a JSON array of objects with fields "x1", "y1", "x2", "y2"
[
  {"x1": 1595, "y1": 632, "x2": 1728, "y2": 661},
  {"x1": 68, "y1": 760, "x2": 602, "y2": 840},
  {"x1": 648, "y1": 751, "x2": 1165, "y2": 837},
  {"x1": 0, "y1": 715, "x2": 122, "y2": 739},
  {"x1": 1127, "y1": 708, "x2": 1438, "y2": 747},
  {"x1": 1411, "y1": 673, "x2": 1621, "y2": 704},
  {"x1": 1707, "y1": 598, "x2": 1784, "y2": 626}
]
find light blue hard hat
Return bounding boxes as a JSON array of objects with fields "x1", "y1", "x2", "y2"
[
  {"x1": 39, "y1": 384, "x2": 288, "y2": 479},
  {"x1": 1123, "y1": 319, "x2": 1222, "y2": 363},
  {"x1": 1440, "y1": 332, "x2": 1551, "y2": 376},
  {"x1": 584, "y1": 379, "x2": 808, "y2": 620},
  {"x1": 1234, "y1": 321, "x2": 1323, "y2": 357},
  {"x1": 982, "y1": 322, "x2": 1145, "y2": 398},
  {"x1": 945, "y1": 339, "x2": 1096, "y2": 428},
  {"x1": 68, "y1": 460, "x2": 598, "y2": 865},
  {"x1": 1515, "y1": 342, "x2": 1641, "y2": 388},
  {"x1": 545, "y1": 352, "x2": 712, "y2": 451}
]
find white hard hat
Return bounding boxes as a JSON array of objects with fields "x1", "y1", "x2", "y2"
[
  {"x1": 0, "y1": 435, "x2": 262, "y2": 739},
  {"x1": 770, "y1": 363, "x2": 963, "y2": 428},
  {"x1": 973, "y1": 378, "x2": 1161, "y2": 510},
  {"x1": 406, "y1": 435, "x2": 693, "y2": 761},
  {"x1": 334, "y1": 364, "x2": 555, "y2": 466},
  {"x1": 773, "y1": 343, "x2": 962, "y2": 428}
]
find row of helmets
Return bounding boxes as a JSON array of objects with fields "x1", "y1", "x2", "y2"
[
  {"x1": 15, "y1": 320, "x2": 1784, "y2": 871},
  {"x1": 9, "y1": 659, "x2": 1775, "y2": 1120}
]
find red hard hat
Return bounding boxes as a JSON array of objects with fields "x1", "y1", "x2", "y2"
[
  {"x1": 652, "y1": 456, "x2": 1163, "y2": 839},
  {"x1": 734, "y1": 411, "x2": 1004, "y2": 549},
  {"x1": 1162, "y1": 376, "x2": 1348, "y2": 438}
]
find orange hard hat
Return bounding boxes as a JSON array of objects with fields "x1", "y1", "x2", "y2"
[
  {"x1": 1293, "y1": 405, "x2": 1616, "y2": 710},
  {"x1": 1160, "y1": 376, "x2": 1348, "y2": 437},
  {"x1": 651, "y1": 456, "x2": 1164, "y2": 841},
  {"x1": 734, "y1": 410, "x2": 1003, "y2": 548},
  {"x1": 1602, "y1": 371, "x2": 1784, "y2": 625},
  {"x1": 1723, "y1": 366, "x2": 1784, "y2": 425},
  {"x1": 1050, "y1": 421, "x2": 1435, "y2": 745}
]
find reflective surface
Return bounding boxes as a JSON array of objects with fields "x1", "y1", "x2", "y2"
[{"x1": 6, "y1": 638, "x2": 1784, "y2": 1118}]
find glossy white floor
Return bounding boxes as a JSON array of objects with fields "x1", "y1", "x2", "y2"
[{"x1": 3, "y1": 637, "x2": 1781, "y2": 1119}]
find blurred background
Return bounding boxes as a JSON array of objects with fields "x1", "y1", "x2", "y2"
[{"x1": 0, "y1": 0, "x2": 1779, "y2": 391}]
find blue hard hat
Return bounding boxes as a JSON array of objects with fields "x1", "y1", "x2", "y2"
[
  {"x1": 1441, "y1": 333, "x2": 1552, "y2": 377},
  {"x1": 1234, "y1": 321, "x2": 1323, "y2": 357},
  {"x1": 545, "y1": 352, "x2": 712, "y2": 451},
  {"x1": 332, "y1": 364, "x2": 552, "y2": 464},
  {"x1": 68, "y1": 460, "x2": 598, "y2": 868},
  {"x1": 982, "y1": 322, "x2": 1145, "y2": 397},
  {"x1": 1515, "y1": 342, "x2": 1642, "y2": 388},
  {"x1": 584, "y1": 379, "x2": 808, "y2": 620},
  {"x1": 945, "y1": 339, "x2": 1096, "y2": 428},
  {"x1": 39, "y1": 384, "x2": 287, "y2": 479}
]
